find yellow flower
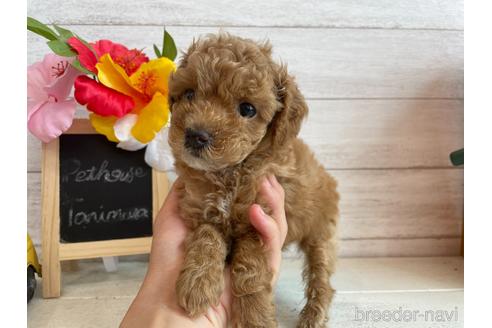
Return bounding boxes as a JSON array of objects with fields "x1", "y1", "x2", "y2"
[{"x1": 90, "y1": 54, "x2": 175, "y2": 144}]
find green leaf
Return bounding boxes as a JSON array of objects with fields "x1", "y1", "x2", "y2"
[
  {"x1": 71, "y1": 58, "x2": 94, "y2": 75},
  {"x1": 47, "y1": 39, "x2": 76, "y2": 57},
  {"x1": 27, "y1": 17, "x2": 58, "y2": 41},
  {"x1": 153, "y1": 44, "x2": 162, "y2": 58},
  {"x1": 450, "y1": 148, "x2": 464, "y2": 166},
  {"x1": 53, "y1": 24, "x2": 74, "y2": 41},
  {"x1": 161, "y1": 29, "x2": 177, "y2": 61}
]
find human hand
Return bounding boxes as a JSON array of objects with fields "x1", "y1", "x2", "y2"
[
  {"x1": 120, "y1": 175, "x2": 287, "y2": 328},
  {"x1": 249, "y1": 174, "x2": 288, "y2": 285}
]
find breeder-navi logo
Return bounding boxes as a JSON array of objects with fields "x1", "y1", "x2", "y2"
[{"x1": 354, "y1": 306, "x2": 459, "y2": 323}]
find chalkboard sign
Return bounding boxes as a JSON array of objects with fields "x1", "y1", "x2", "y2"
[
  {"x1": 41, "y1": 119, "x2": 168, "y2": 298},
  {"x1": 59, "y1": 134, "x2": 153, "y2": 243}
]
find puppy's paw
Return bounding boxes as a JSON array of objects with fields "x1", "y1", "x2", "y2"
[
  {"x1": 296, "y1": 321, "x2": 327, "y2": 328},
  {"x1": 176, "y1": 267, "x2": 224, "y2": 317},
  {"x1": 233, "y1": 292, "x2": 278, "y2": 328},
  {"x1": 297, "y1": 305, "x2": 328, "y2": 328}
]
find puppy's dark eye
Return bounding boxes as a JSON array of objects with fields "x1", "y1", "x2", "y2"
[
  {"x1": 184, "y1": 89, "x2": 195, "y2": 101},
  {"x1": 238, "y1": 102, "x2": 256, "y2": 118}
]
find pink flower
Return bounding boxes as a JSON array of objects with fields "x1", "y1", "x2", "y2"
[{"x1": 27, "y1": 54, "x2": 81, "y2": 142}]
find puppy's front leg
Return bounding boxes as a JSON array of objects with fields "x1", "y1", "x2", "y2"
[
  {"x1": 176, "y1": 224, "x2": 227, "y2": 317},
  {"x1": 231, "y1": 233, "x2": 277, "y2": 328}
]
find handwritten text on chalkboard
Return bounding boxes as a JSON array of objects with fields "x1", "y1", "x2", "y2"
[
  {"x1": 62, "y1": 160, "x2": 147, "y2": 184},
  {"x1": 59, "y1": 134, "x2": 153, "y2": 243}
]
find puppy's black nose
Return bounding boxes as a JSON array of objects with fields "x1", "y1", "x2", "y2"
[{"x1": 185, "y1": 128, "x2": 212, "y2": 150}]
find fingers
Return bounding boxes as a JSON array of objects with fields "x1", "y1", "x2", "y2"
[
  {"x1": 256, "y1": 175, "x2": 287, "y2": 240},
  {"x1": 148, "y1": 178, "x2": 188, "y2": 271},
  {"x1": 153, "y1": 178, "x2": 186, "y2": 236},
  {"x1": 250, "y1": 175, "x2": 288, "y2": 285},
  {"x1": 248, "y1": 204, "x2": 280, "y2": 245},
  {"x1": 161, "y1": 178, "x2": 184, "y2": 214}
]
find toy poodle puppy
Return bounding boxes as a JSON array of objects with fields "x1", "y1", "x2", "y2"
[{"x1": 168, "y1": 33, "x2": 339, "y2": 328}]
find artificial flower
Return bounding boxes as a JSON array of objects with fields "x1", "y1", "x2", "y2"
[
  {"x1": 28, "y1": 19, "x2": 179, "y2": 171},
  {"x1": 73, "y1": 51, "x2": 175, "y2": 147},
  {"x1": 114, "y1": 114, "x2": 146, "y2": 151},
  {"x1": 74, "y1": 75, "x2": 135, "y2": 117},
  {"x1": 27, "y1": 54, "x2": 80, "y2": 142},
  {"x1": 69, "y1": 38, "x2": 149, "y2": 120},
  {"x1": 67, "y1": 38, "x2": 149, "y2": 75},
  {"x1": 144, "y1": 127, "x2": 175, "y2": 171}
]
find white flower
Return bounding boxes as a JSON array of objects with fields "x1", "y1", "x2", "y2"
[
  {"x1": 144, "y1": 127, "x2": 175, "y2": 171},
  {"x1": 113, "y1": 114, "x2": 174, "y2": 171},
  {"x1": 114, "y1": 114, "x2": 146, "y2": 151}
]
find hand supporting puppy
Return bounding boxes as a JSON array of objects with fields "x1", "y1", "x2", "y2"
[{"x1": 120, "y1": 175, "x2": 287, "y2": 328}]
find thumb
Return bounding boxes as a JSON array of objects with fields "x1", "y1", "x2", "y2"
[
  {"x1": 249, "y1": 204, "x2": 279, "y2": 246},
  {"x1": 249, "y1": 203, "x2": 283, "y2": 285}
]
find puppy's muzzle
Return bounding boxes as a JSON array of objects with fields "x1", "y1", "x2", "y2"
[{"x1": 185, "y1": 128, "x2": 212, "y2": 154}]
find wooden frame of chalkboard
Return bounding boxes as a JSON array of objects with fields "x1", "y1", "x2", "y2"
[{"x1": 41, "y1": 119, "x2": 168, "y2": 298}]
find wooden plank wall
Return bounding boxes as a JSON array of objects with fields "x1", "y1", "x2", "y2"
[{"x1": 27, "y1": 0, "x2": 464, "y2": 257}]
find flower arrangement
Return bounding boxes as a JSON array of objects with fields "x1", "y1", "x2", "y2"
[{"x1": 27, "y1": 17, "x2": 177, "y2": 170}]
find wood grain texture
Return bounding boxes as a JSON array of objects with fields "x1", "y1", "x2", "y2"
[
  {"x1": 27, "y1": 26, "x2": 463, "y2": 99},
  {"x1": 28, "y1": 168, "x2": 463, "y2": 254},
  {"x1": 28, "y1": 170, "x2": 42, "y2": 243},
  {"x1": 27, "y1": 99, "x2": 464, "y2": 172},
  {"x1": 63, "y1": 118, "x2": 96, "y2": 134},
  {"x1": 301, "y1": 99, "x2": 463, "y2": 169},
  {"x1": 27, "y1": 0, "x2": 463, "y2": 30},
  {"x1": 41, "y1": 140, "x2": 61, "y2": 298},
  {"x1": 281, "y1": 237, "x2": 461, "y2": 258},
  {"x1": 59, "y1": 238, "x2": 152, "y2": 260},
  {"x1": 332, "y1": 169, "x2": 463, "y2": 240}
]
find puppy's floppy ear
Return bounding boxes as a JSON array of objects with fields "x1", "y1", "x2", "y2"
[{"x1": 269, "y1": 64, "x2": 308, "y2": 147}]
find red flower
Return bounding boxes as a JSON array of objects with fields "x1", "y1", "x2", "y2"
[
  {"x1": 74, "y1": 76, "x2": 134, "y2": 117},
  {"x1": 67, "y1": 37, "x2": 98, "y2": 73},
  {"x1": 68, "y1": 37, "x2": 151, "y2": 118},
  {"x1": 93, "y1": 40, "x2": 148, "y2": 76},
  {"x1": 67, "y1": 37, "x2": 149, "y2": 75}
]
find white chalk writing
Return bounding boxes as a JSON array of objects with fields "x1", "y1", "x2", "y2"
[
  {"x1": 63, "y1": 160, "x2": 147, "y2": 184},
  {"x1": 68, "y1": 207, "x2": 149, "y2": 227}
]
